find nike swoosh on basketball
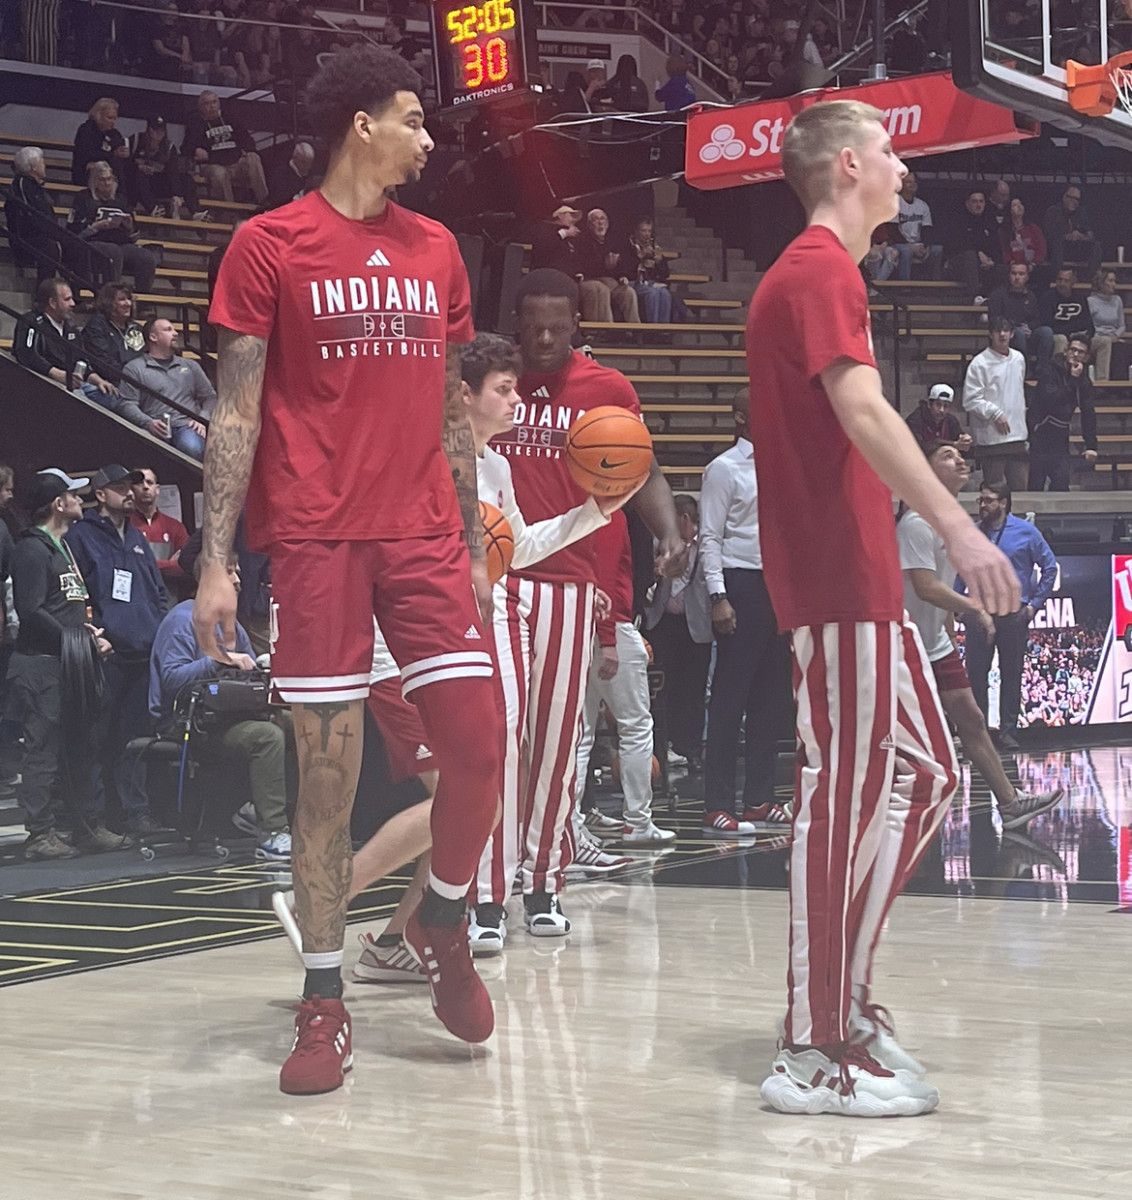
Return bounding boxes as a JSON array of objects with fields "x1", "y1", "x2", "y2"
[{"x1": 600, "y1": 456, "x2": 629, "y2": 469}]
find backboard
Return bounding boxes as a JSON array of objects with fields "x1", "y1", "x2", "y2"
[{"x1": 951, "y1": 0, "x2": 1132, "y2": 150}]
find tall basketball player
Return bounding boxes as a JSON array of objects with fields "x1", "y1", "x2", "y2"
[
  {"x1": 747, "y1": 101, "x2": 1020, "y2": 1116},
  {"x1": 472, "y1": 269, "x2": 686, "y2": 944},
  {"x1": 196, "y1": 45, "x2": 502, "y2": 1095}
]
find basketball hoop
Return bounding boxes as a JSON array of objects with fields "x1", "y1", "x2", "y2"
[{"x1": 1067, "y1": 52, "x2": 1132, "y2": 118}]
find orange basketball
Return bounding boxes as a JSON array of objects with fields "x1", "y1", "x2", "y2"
[
  {"x1": 565, "y1": 406, "x2": 653, "y2": 496},
  {"x1": 611, "y1": 755, "x2": 661, "y2": 783},
  {"x1": 479, "y1": 500, "x2": 514, "y2": 585}
]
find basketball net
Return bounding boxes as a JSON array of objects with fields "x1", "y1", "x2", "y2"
[{"x1": 1067, "y1": 52, "x2": 1132, "y2": 118}]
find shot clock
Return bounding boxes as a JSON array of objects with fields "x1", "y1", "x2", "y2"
[{"x1": 432, "y1": 0, "x2": 527, "y2": 108}]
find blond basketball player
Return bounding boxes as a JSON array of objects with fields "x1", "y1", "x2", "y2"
[{"x1": 746, "y1": 101, "x2": 1020, "y2": 1116}]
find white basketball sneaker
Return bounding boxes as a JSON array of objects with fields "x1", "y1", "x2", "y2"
[
  {"x1": 849, "y1": 1002, "x2": 927, "y2": 1078},
  {"x1": 761, "y1": 1045, "x2": 939, "y2": 1117},
  {"x1": 468, "y1": 903, "x2": 507, "y2": 957}
]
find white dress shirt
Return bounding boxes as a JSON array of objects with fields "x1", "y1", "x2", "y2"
[{"x1": 698, "y1": 437, "x2": 762, "y2": 593}]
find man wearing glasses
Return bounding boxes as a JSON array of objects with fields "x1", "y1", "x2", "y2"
[{"x1": 1028, "y1": 332, "x2": 1098, "y2": 492}]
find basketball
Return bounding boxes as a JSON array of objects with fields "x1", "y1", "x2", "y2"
[
  {"x1": 611, "y1": 754, "x2": 661, "y2": 784},
  {"x1": 565, "y1": 406, "x2": 653, "y2": 496},
  {"x1": 479, "y1": 500, "x2": 514, "y2": 585}
]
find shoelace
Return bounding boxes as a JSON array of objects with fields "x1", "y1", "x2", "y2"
[
  {"x1": 293, "y1": 999, "x2": 345, "y2": 1054},
  {"x1": 836, "y1": 1043, "x2": 894, "y2": 1095},
  {"x1": 860, "y1": 1001, "x2": 897, "y2": 1037}
]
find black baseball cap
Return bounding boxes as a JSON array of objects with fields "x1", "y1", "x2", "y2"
[
  {"x1": 148, "y1": 114, "x2": 167, "y2": 130},
  {"x1": 91, "y1": 464, "x2": 144, "y2": 490},
  {"x1": 25, "y1": 472, "x2": 83, "y2": 512}
]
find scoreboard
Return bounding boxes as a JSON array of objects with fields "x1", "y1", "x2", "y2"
[{"x1": 431, "y1": 0, "x2": 527, "y2": 109}]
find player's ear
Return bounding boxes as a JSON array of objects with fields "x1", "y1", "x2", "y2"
[
  {"x1": 353, "y1": 110, "x2": 372, "y2": 143},
  {"x1": 459, "y1": 379, "x2": 473, "y2": 407}
]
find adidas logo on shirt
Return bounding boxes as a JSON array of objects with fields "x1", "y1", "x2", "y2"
[
  {"x1": 531, "y1": 385, "x2": 550, "y2": 398},
  {"x1": 366, "y1": 248, "x2": 391, "y2": 267},
  {"x1": 464, "y1": 626, "x2": 481, "y2": 640},
  {"x1": 415, "y1": 744, "x2": 432, "y2": 760}
]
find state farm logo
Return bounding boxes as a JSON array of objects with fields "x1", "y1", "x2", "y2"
[{"x1": 698, "y1": 123, "x2": 745, "y2": 163}]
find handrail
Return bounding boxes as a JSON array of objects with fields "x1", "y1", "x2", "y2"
[
  {"x1": 531, "y1": 2, "x2": 728, "y2": 103},
  {"x1": 0, "y1": 297, "x2": 210, "y2": 428}
]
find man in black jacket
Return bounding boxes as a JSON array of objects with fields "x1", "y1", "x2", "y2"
[
  {"x1": 1028, "y1": 333, "x2": 1098, "y2": 491},
  {"x1": 988, "y1": 261, "x2": 1053, "y2": 366},
  {"x1": 7, "y1": 471, "x2": 131, "y2": 859},
  {"x1": 943, "y1": 189, "x2": 1003, "y2": 301},
  {"x1": 5, "y1": 146, "x2": 61, "y2": 282},
  {"x1": 183, "y1": 91, "x2": 268, "y2": 204},
  {"x1": 66, "y1": 466, "x2": 167, "y2": 836},
  {"x1": 1038, "y1": 267, "x2": 1095, "y2": 356},
  {"x1": 14, "y1": 278, "x2": 117, "y2": 404}
]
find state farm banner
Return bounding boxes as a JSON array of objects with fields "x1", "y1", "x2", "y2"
[{"x1": 685, "y1": 72, "x2": 1036, "y2": 191}]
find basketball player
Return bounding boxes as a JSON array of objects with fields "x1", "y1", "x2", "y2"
[
  {"x1": 748, "y1": 101, "x2": 1020, "y2": 1117},
  {"x1": 196, "y1": 45, "x2": 502, "y2": 1095},
  {"x1": 897, "y1": 441, "x2": 1064, "y2": 827},
  {"x1": 473, "y1": 269, "x2": 686, "y2": 945}
]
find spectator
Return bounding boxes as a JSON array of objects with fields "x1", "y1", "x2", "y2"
[
  {"x1": 148, "y1": 564, "x2": 291, "y2": 861},
  {"x1": 655, "y1": 55, "x2": 697, "y2": 110},
  {"x1": 71, "y1": 97, "x2": 130, "y2": 186},
  {"x1": 642, "y1": 493, "x2": 711, "y2": 773},
  {"x1": 905, "y1": 382, "x2": 973, "y2": 453},
  {"x1": 699, "y1": 387, "x2": 792, "y2": 837},
  {"x1": 147, "y1": 1, "x2": 190, "y2": 81},
  {"x1": 125, "y1": 115, "x2": 204, "y2": 220},
  {"x1": 574, "y1": 515, "x2": 676, "y2": 845},
  {"x1": 14, "y1": 277, "x2": 117, "y2": 405},
  {"x1": 963, "y1": 316, "x2": 1030, "y2": 491},
  {"x1": 81, "y1": 281, "x2": 145, "y2": 384},
  {"x1": 1001, "y1": 197, "x2": 1049, "y2": 288},
  {"x1": 944, "y1": 189, "x2": 1002, "y2": 301},
  {"x1": 178, "y1": 514, "x2": 272, "y2": 655},
  {"x1": 266, "y1": 140, "x2": 316, "y2": 209},
  {"x1": 619, "y1": 216, "x2": 685, "y2": 323},
  {"x1": 1043, "y1": 184, "x2": 1103, "y2": 275},
  {"x1": 987, "y1": 261, "x2": 1053, "y2": 365},
  {"x1": 599, "y1": 54, "x2": 649, "y2": 112},
  {"x1": 130, "y1": 467, "x2": 190, "y2": 593},
  {"x1": 5, "y1": 146, "x2": 61, "y2": 282},
  {"x1": 583, "y1": 58, "x2": 612, "y2": 110},
  {"x1": 1086, "y1": 267, "x2": 1126, "y2": 381},
  {"x1": 183, "y1": 90, "x2": 268, "y2": 205},
  {"x1": 577, "y1": 208, "x2": 640, "y2": 323},
  {"x1": 66, "y1": 465, "x2": 166, "y2": 836},
  {"x1": 559, "y1": 69, "x2": 591, "y2": 113},
  {"x1": 67, "y1": 162, "x2": 158, "y2": 295},
  {"x1": 7, "y1": 470, "x2": 131, "y2": 859},
  {"x1": 116, "y1": 318, "x2": 216, "y2": 460},
  {"x1": 894, "y1": 171, "x2": 941, "y2": 280},
  {"x1": 1039, "y1": 266, "x2": 1094, "y2": 355},
  {"x1": 863, "y1": 222, "x2": 900, "y2": 283},
  {"x1": 985, "y1": 178, "x2": 1012, "y2": 241},
  {"x1": 1028, "y1": 333, "x2": 1098, "y2": 491},
  {"x1": 186, "y1": 0, "x2": 225, "y2": 84},
  {"x1": 960, "y1": 483, "x2": 1058, "y2": 751}
]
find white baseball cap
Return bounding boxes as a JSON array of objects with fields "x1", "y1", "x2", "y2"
[
  {"x1": 37, "y1": 467, "x2": 90, "y2": 491},
  {"x1": 586, "y1": 58, "x2": 605, "y2": 70},
  {"x1": 928, "y1": 384, "x2": 955, "y2": 402}
]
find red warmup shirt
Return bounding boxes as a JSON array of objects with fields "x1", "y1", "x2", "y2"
[
  {"x1": 130, "y1": 509, "x2": 188, "y2": 575},
  {"x1": 745, "y1": 224, "x2": 902, "y2": 630},
  {"x1": 493, "y1": 350, "x2": 640, "y2": 585},
  {"x1": 208, "y1": 191, "x2": 475, "y2": 551},
  {"x1": 592, "y1": 512, "x2": 633, "y2": 646}
]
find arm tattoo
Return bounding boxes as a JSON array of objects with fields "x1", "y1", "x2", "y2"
[
  {"x1": 201, "y1": 327, "x2": 266, "y2": 569},
  {"x1": 442, "y1": 343, "x2": 484, "y2": 558}
]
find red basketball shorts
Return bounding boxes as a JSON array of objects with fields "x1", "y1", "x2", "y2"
[
  {"x1": 269, "y1": 533, "x2": 494, "y2": 705},
  {"x1": 931, "y1": 648, "x2": 970, "y2": 694},
  {"x1": 366, "y1": 678, "x2": 436, "y2": 781}
]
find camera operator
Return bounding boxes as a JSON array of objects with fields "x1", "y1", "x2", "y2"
[{"x1": 149, "y1": 561, "x2": 291, "y2": 861}]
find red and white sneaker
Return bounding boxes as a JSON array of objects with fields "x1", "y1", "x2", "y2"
[
  {"x1": 741, "y1": 802, "x2": 794, "y2": 830},
  {"x1": 850, "y1": 1002, "x2": 927, "y2": 1077},
  {"x1": 279, "y1": 995, "x2": 353, "y2": 1096},
  {"x1": 564, "y1": 834, "x2": 633, "y2": 880},
  {"x1": 702, "y1": 809, "x2": 756, "y2": 838},
  {"x1": 353, "y1": 932, "x2": 427, "y2": 983},
  {"x1": 760, "y1": 1044, "x2": 939, "y2": 1117},
  {"x1": 404, "y1": 909, "x2": 494, "y2": 1043}
]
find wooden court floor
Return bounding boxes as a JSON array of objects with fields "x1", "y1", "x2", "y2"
[{"x1": 2, "y1": 877, "x2": 1128, "y2": 1200}]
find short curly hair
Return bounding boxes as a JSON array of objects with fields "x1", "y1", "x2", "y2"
[
  {"x1": 304, "y1": 44, "x2": 424, "y2": 149},
  {"x1": 460, "y1": 333, "x2": 522, "y2": 393}
]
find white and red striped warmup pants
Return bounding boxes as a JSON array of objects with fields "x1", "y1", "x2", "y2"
[
  {"x1": 785, "y1": 616, "x2": 958, "y2": 1048},
  {"x1": 475, "y1": 576, "x2": 596, "y2": 903}
]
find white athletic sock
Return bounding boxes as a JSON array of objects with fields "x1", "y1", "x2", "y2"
[
  {"x1": 300, "y1": 950, "x2": 343, "y2": 971},
  {"x1": 428, "y1": 870, "x2": 471, "y2": 901}
]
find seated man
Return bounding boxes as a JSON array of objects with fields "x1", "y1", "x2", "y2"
[
  {"x1": 266, "y1": 141, "x2": 317, "y2": 209},
  {"x1": 905, "y1": 383, "x2": 972, "y2": 453},
  {"x1": 14, "y1": 278, "x2": 117, "y2": 406},
  {"x1": 894, "y1": 171, "x2": 942, "y2": 280},
  {"x1": 183, "y1": 90, "x2": 268, "y2": 205},
  {"x1": 987, "y1": 261, "x2": 1053, "y2": 366},
  {"x1": 576, "y1": 208, "x2": 640, "y2": 323},
  {"x1": 5, "y1": 146, "x2": 62, "y2": 283},
  {"x1": 943, "y1": 189, "x2": 1002, "y2": 302},
  {"x1": 148, "y1": 561, "x2": 291, "y2": 861},
  {"x1": 1038, "y1": 266, "x2": 1094, "y2": 356},
  {"x1": 1042, "y1": 185, "x2": 1102, "y2": 275},
  {"x1": 116, "y1": 318, "x2": 216, "y2": 459}
]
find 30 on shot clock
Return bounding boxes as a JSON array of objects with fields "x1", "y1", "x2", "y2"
[{"x1": 432, "y1": 0, "x2": 527, "y2": 108}]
